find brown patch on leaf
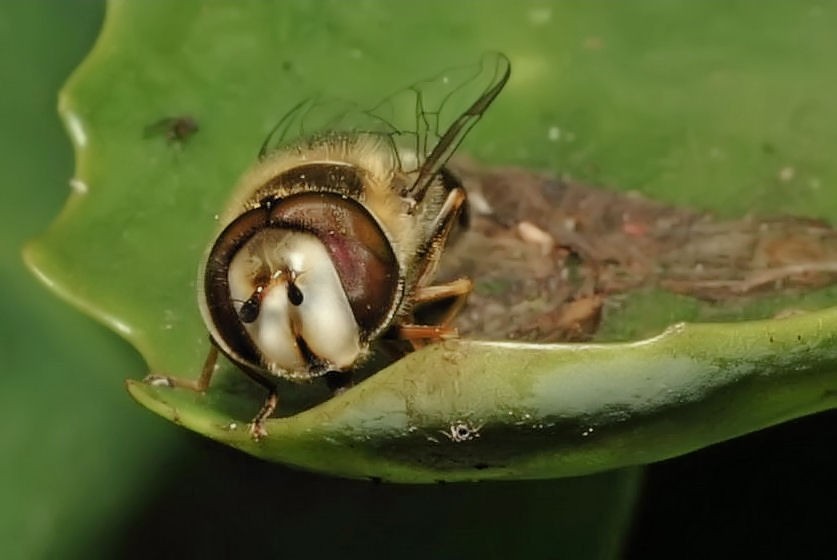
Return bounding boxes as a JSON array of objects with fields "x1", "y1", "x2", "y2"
[{"x1": 439, "y1": 158, "x2": 837, "y2": 342}]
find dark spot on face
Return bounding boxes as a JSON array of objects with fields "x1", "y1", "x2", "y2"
[
  {"x1": 456, "y1": 425, "x2": 470, "y2": 438},
  {"x1": 288, "y1": 283, "x2": 304, "y2": 306},
  {"x1": 239, "y1": 296, "x2": 260, "y2": 323}
]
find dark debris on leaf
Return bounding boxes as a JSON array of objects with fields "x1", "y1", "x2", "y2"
[{"x1": 440, "y1": 157, "x2": 837, "y2": 342}]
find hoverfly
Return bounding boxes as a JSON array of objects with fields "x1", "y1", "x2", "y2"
[{"x1": 152, "y1": 53, "x2": 511, "y2": 438}]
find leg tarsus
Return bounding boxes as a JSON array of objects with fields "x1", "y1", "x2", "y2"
[
  {"x1": 144, "y1": 345, "x2": 219, "y2": 392},
  {"x1": 414, "y1": 188, "x2": 468, "y2": 287},
  {"x1": 413, "y1": 277, "x2": 473, "y2": 305},
  {"x1": 396, "y1": 324, "x2": 460, "y2": 350},
  {"x1": 413, "y1": 277, "x2": 473, "y2": 327},
  {"x1": 398, "y1": 276, "x2": 472, "y2": 350},
  {"x1": 249, "y1": 391, "x2": 278, "y2": 441},
  {"x1": 143, "y1": 342, "x2": 280, "y2": 441}
]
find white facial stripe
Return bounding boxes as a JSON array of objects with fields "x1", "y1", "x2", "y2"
[
  {"x1": 293, "y1": 258, "x2": 362, "y2": 370},
  {"x1": 227, "y1": 231, "x2": 362, "y2": 377},
  {"x1": 259, "y1": 287, "x2": 306, "y2": 370}
]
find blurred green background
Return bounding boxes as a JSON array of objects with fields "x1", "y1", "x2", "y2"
[{"x1": 1, "y1": 1, "x2": 834, "y2": 558}]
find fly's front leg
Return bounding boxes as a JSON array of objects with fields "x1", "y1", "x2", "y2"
[
  {"x1": 413, "y1": 277, "x2": 473, "y2": 327},
  {"x1": 144, "y1": 339, "x2": 278, "y2": 441},
  {"x1": 399, "y1": 186, "x2": 473, "y2": 350},
  {"x1": 414, "y1": 186, "x2": 468, "y2": 288},
  {"x1": 249, "y1": 391, "x2": 278, "y2": 440},
  {"x1": 144, "y1": 344, "x2": 219, "y2": 392},
  {"x1": 397, "y1": 277, "x2": 473, "y2": 349}
]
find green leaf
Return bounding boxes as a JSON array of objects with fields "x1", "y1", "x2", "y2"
[
  {"x1": 19, "y1": 1, "x2": 837, "y2": 557},
  {"x1": 27, "y1": 2, "x2": 837, "y2": 481},
  {"x1": 24, "y1": 0, "x2": 837, "y2": 485},
  {"x1": 0, "y1": 2, "x2": 191, "y2": 558},
  {"x1": 128, "y1": 311, "x2": 837, "y2": 482}
]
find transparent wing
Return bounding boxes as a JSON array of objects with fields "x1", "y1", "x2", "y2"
[
  {"x1": 258, "y1": 96, "x2": 399, "y2": 160},
  {"x1": 259, "y1": 52, "x2": 511, "y2": 201},
  {"x1": 390, "y1": 52, "x2": 511, "y2": 201}
]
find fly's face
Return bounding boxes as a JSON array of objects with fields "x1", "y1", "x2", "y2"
[
  {"x1": 202, "y1": 185, "x2": 402, "y2": 380},
  {"x1": 199, "y1": 53, "x2": 511, "y2": 386}
]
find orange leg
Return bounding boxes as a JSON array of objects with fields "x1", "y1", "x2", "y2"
[
  {"x1": 249, "y1": 391, "x2": 278, "y2": 440},
  {"x1": 413, "y1": 277, "x2": 473, "y2": 327},
  {"x1": 144, "y1": 345, "x2": 219, "y2": 392},
  {"x1": 398, "y1": 185, "x2": 471, "y2": 352},
  {"x1": 397, "y1": 324, "x2": 459, "y2": 341},
  {"x1": 397, "y1": 277, "x2": 473, "y2": 349},
  {"x1": 145, "y1": 344, "x2": 277, "y2": 441},
  {"x1": 414, "y1": 187, "x2": 468, "y2": 288}
]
